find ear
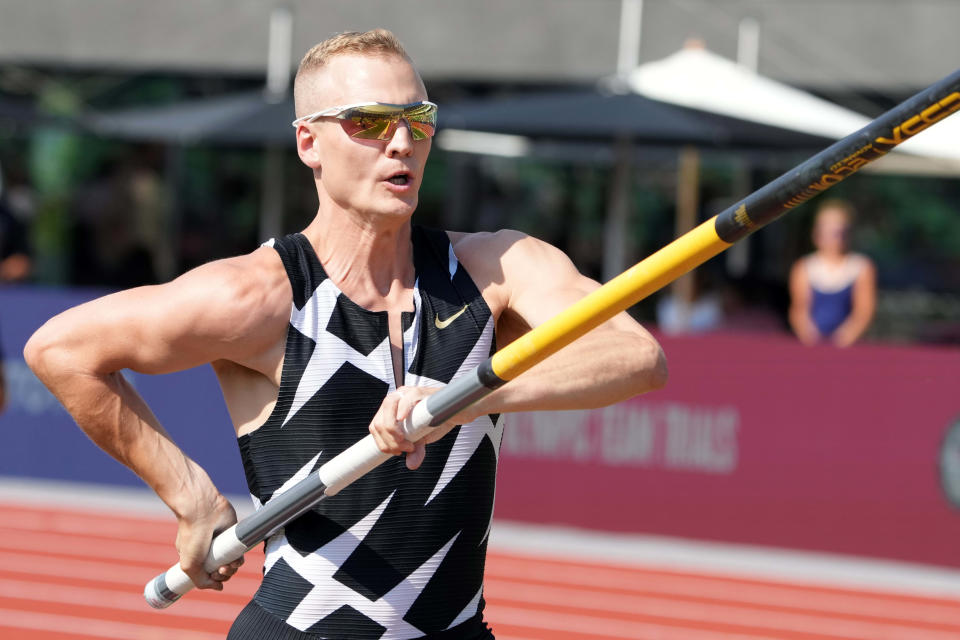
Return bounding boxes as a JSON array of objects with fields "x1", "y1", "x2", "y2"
[{"x1": 296, "y1": 125, "x2": 322, "y2": 169}]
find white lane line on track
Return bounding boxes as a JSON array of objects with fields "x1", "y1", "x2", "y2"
[
  {"x1": 484, "y1": 569, "x2": 960, "y2": 625},
  {"x1": 0, "y1": 529, "x2": 176, "y2": 562},
  {"x1": 486, "y1": 554, "x2": 960, "y2": 604},
  {"x1": 0, "y1": 512, "x2": 174, "y2": 543},
  {"x1": 7, "y1": 540, "x2": 960, "y2": 631},
  {"x1": 485, "y1": 586, "x2": 960, "y2": 640},
  {"x1": 490, "y1": 606, "x2": 783, "y2": 640},
  {"x1": 15, "y1": 527, "x2": 959, "y2": 626},
  {"x1": 490, "y1": 520, "x2": 960, "y2": 598},
  {"x1": 0, "y1": 577, "x2": 241, "y2": 622},
  {"x1": 485, "y1": 576, "x2": 960, "y2": 628},
  {"x1": 0, "y1": 551, "x2": 262, "y2": 595},
  {"x1": 0, "y1": 608, "x2": 225, "y2": 640},
  {"x1": 16, "y1": 524, "x2": 960, "y2": 616}
]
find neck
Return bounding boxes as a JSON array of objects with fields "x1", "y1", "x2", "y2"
[
  {"x1": 301, "y1": 206, "x2": 415, "y2": 310},
  {"x1": 817, "y1": 248, "x2": 848, "y2": 264}
]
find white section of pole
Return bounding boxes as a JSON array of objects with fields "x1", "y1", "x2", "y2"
[
  {"x1": 737, "y1": 17, "x2": 760, "y2": 73},
  {"x1": 617, "y1": 0, "x2": 643, "y2": 76}
]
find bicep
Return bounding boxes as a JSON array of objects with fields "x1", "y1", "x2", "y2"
[
  {"x1": 498, "y1": 234, "x2": 649, "y2": 340},
  {"x1": 31, "y1": 258, "x2": 283, "y2": 376}
]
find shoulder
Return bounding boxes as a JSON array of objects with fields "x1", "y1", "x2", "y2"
[
  {"x1": 848, "y1": 253, "x2": 876, "y2": 284},
  {"x1": 161, "y1": 245, "x2": 291, "y2": 343},
  {"x1": 179, "y1": 246, "x2": 287, "y2": 307},
  {"x1": 847, "y1": 252, "x2": 875, "y2": 271},
  {"x1": 448, "y1": 229, "x2": 573, "y2": 273}
]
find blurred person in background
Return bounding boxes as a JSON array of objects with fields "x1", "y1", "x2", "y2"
[
  {"x1": 0, "y1": 162, "x2": 33, "y2": 283},
  {"x1": 656, "y1": 268, "x2": 725, "y2": 335},
  {"x1": 789, "y1": 199, "x2": 876, "y2": 347},
  {"x1": 25, "y1": 29, "x2": 667, "y2": 639}
]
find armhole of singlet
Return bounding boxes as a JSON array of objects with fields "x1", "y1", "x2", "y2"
[
  {"x1": 419, "y1": 226, "x2": 495, "y2": 336},
  {"x1": 239, "y1": 234, "x2": 318, "y2": 442}
]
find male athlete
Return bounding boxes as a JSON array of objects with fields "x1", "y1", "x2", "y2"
[{"x1": 26, "y1": 30, "x2": 667, "y2": 639}]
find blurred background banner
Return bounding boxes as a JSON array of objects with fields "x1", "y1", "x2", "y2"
[
  {"x1": 0, "y1": 286, "x2": 247, "y2": 493},
  {"x1": 496, "y1": 332, "x2": 960, "y2": 569}
]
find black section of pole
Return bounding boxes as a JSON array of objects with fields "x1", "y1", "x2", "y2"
[
  {"x1": 234, "y1": 473, "x2": 329, "y2": 545},
  {"x1": 715, "y1": 68, "x2": 960, "y2": 244}
]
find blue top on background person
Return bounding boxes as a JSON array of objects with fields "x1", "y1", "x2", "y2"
[{"x1": 789, "y1": 199, "x2": 876, "y2": 347}]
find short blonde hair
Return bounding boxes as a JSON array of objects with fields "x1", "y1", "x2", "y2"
[
  {"x1": 294, "y1": 29, "x2": 412, "y2": 116},
  {"x1": 815, "y1": 198, "x2": 856, "y2": 225}
]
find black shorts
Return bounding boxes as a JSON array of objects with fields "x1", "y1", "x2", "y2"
[{"x1": 227, "y1": 599, "x2": 495, "y2": 640}]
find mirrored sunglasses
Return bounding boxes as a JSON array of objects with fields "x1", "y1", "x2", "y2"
[{"x1": 291, "y1": 101, "x2": 438, "y2": 140}]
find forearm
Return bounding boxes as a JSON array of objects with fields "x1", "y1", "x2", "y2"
[
  {"x1": 466, "y1": 329, "x2": 667, "y2": 420},
  {"x1": 789, "y1": 307, "x2": 820, "y2": 344},
  {"x1": 26, "y1": 346, "x2": 219, "y2": 517},
  {"x1": 832, "y1": 311, "x2": 871, "y2": 347}
]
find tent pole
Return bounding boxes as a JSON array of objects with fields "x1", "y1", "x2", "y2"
[
  {"x1": 259, "y1": 3, "x2": 293, "y2": 243},
  {"x1": 603, "y1": 137, "x2": 633, "y2": 282},
  {"x1": 672, "y1": 145, "x2": 701, "y2": 307}
]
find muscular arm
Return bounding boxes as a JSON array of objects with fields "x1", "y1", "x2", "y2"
[
  {"x1": 24, "y1": 248, "x2": 288, "y2": 587},
  {"x1": 371, "y1": 230, "x2": 667, "y2": 468},
  {"x1": 457, "y1": 230, "x2": 667, "y2": 418}
]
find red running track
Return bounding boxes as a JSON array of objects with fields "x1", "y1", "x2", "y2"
[{"x1": 2, "y1": 502, "x2": 959, "y2": 640}]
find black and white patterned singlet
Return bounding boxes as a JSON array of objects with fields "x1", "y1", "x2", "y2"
[{"x1": 229, "y1": 226, "x2": 502, "y2": 639}]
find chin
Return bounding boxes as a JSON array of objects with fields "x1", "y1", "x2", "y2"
[{"x1": 381, "y1": 196, "x2": 418, "y2": 219}]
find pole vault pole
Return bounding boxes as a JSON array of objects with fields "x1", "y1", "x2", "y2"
[{"x1": 145, "y1": 67, "x2": 960, "y2": 609}]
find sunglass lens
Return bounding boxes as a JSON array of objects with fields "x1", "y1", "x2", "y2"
[
  {"x1": 342, "y1": 116, "x2": 395, "y2": 139},
  {"x1": 340, "y1": 104, "x2": 437, "y2": 140}
]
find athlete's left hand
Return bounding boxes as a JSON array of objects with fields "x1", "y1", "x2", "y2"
[{"x1": 368, "y1": 386, "x2": 471, "y2": 470}]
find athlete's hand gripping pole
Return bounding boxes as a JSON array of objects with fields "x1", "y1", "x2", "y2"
[{"x1": 145, "y1": 67, "x2": 960, "y2": 609}]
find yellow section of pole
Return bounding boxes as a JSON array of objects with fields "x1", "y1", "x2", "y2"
[{"x1": 490, "y1": 216, "x2": 731, "y2": 381}]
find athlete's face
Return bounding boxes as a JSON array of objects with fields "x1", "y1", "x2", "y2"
[
  {"x1": 813, "y1": 208, "x2": 851, "y2": 255},
  {"x1": 296, "y1": 54, "x2": 431, "y2": 222}
]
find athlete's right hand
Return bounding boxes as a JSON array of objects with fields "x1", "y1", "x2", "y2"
[{"x1": 174, "y1": 491, "x2": 244, "y2": 590}]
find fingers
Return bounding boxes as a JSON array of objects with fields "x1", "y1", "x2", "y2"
[
  {"x1": 369, "y1": 390, "x2": 415, "y2": 455},
  {"x1": 175, "y1": 495, "x2": 241, "y2": 591},
  {"x1": 406, "y1": 441, "x2": 427, "y2": 470},
  {"x1": 369, "y1": 386, "x2": 446, "y2": 467},
  {"x1": 211, "y1": 556, "x2": 245, "y2": 583}
]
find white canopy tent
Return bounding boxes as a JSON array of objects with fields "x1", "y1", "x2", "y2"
[{"x1": 627, "y1": 46, "x2": 960, "y2": 176}]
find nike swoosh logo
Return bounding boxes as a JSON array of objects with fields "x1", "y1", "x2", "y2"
[{"x1": 435, "y1": 304, "x2": 469, "y2": 329}]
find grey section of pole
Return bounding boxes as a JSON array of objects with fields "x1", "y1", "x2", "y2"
[
  {"x1": 234, "y1": 472, "x2": 328, "y2": 546},
  {"x1": 423, "y1": 360, "x2": 505, "y2": 426},
  {"x1": 260, "y1": 3, "x2": 294, "y2": 244}
]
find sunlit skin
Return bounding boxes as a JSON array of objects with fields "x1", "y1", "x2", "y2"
[
  {"x1": 23, "y1": 52, "x2": 667, "y2": 596},
  {"x1": 812, "y1": 208, "x2": 852, "y2": 259},
  {"x1": 296, "y1": 54, "x2": 431, "y2": 226},
  {"x1": 789, "y1": 205, "x2": 876, "y2": 347}
]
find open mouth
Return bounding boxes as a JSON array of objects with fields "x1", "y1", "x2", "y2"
[{"x1": 387, "y1": 172, "x2": 410, "y2": 186}]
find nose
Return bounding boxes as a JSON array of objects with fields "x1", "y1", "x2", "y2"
[{"x1": 385, "y1": 118, "x2": 415, "y2": 158}]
